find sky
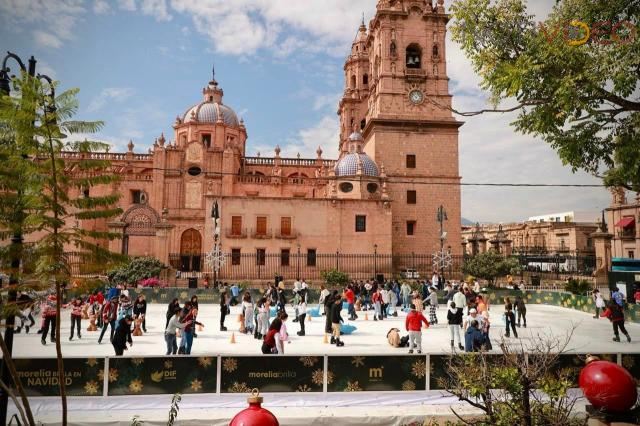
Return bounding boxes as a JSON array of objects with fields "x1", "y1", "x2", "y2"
[{"x1": 0, "y1": 0, "x2": 612, "y2": 223}]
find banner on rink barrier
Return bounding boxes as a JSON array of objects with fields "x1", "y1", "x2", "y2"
[
  {"x1": 327, "y1": 355, "x2": 427, "y2": 392},
  {"x1": 107, "y1": 356, "x2": 217, "y2": 395},
  {"x1": 12, "y1": 357, "x2": 105, "y2": 397},
  {"x1": 220, "y1": 356, "x2": 322, "y2": 393}
]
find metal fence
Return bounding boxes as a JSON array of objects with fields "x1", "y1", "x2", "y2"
[{"x1": 167, "y1": 252, "x2": 601, "y2": 282}]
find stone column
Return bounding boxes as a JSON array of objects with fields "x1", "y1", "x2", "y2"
[
  {"x1": 591, "y1": 230, "x2": 613, "y2": 286},
  {"x1": 153, "y1": 223, "x2": 175, "y2": 266},
  {"x1": 107, "y1": 221, "x2": 127, "y2": 254}
]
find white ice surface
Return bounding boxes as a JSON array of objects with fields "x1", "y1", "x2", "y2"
[{"x1": 11, "y1": 303, "x2": 640, "y2": 357}]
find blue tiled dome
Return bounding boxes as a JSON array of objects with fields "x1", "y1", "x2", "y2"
[
  {"x1": 335, "y1": 153, "x2": 379, "y2": 177},
  {"x1": 183, "y1": 102, "x2": 240, "y2": 127}
]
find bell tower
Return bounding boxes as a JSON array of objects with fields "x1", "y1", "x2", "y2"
[
  {"x1": 359, "y1": 0, "x2": 463, "y2": 256},
  {"x1": 338, "y1": 18, "x2": 371, "y2": 155}
]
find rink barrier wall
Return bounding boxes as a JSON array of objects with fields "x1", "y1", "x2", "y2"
[
  {"x1": 107, "y1": 288, "x2": 640, "y2": 323},
  {"x1": 10, "y1": 353, "x2": 640, "y2": 397}
]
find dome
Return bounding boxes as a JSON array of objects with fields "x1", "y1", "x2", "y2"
[
  {"x1": 335, "y1": 152, "x2": 379, "y2": 177},
  {"x1": 182, "y1": 102, "x2": 240, "y2": 127},
  {"x1": 348, "y1": 131, "x2": 364, "y2": 142}
]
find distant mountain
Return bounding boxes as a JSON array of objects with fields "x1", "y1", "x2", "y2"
[{"x1": 461, "y1": 217, "x2": 475, "y2": 226}]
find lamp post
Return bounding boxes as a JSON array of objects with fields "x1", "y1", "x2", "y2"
[
  {"x1": 436, "y1": 205, "x2": 448, "y2": 280},
  {"x1": 296, "y1": 243, "x2": 301, "y2": 280},
  {"x1": 373, "y1": 244, "x2": 378, "y2": 281},
  {"x1": 0, "y1": 50, "x2": 50, "y2": 426}
]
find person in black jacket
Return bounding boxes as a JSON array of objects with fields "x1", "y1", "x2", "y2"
[
  {"x1": 166, "y1": 298, "x2": 180, "y2": 329},
  {"x1": 504, "y1": 298, "x2": 518, "y2": 338},
  {"x1": 112, "y1": 315, "x2": 133, "y2": 356},
  {"x1": 330, "y1": 295, "x2": 345, "y2": 347},
  {"x1": 220, "y1": 291, "x2": 229, "y2": 331},
  {"x1": 15, "y1": 291, "x2": 35, "y2": 334},
  {"x1": 447, "y1": 302, "x2": 464, "y2": 351},
  {"x1": 324, "y1": 290, "x2": 338, "y2": 336},
  {"x1": 133, "y1": 294, "x2": 147, "y2": 333}
]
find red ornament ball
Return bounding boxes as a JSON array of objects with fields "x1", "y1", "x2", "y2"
[
  {"x1": 579, "y1": 358, "x2": 638, "y2": 413},
  {"x1": 230, "y1": 390, "x2": 279, "y2": 426}
]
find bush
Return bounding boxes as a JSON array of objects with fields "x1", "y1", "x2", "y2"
[
  {"x1": 564, "y1": 278, "x2": 592, "y2": 295},
  {"x1": 321, "y1": 269, "x2": 350, "y2": 288},
  {"x1": 108, "y1": 257, "x2": 164, "y2": 286},
  {"x1": 138, "y1": 277, "x2": 168, "y2": 288}
]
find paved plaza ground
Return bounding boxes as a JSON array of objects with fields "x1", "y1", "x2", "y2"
[{"x1": 12, "y1": 302, "x2": 640, "y2": 357}]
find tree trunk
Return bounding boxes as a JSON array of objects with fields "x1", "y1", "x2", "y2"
[
  {"x1": 521, "y1": 374, "x2": 532, "y2": 426},
  {"x1": 0, "y1": 334, "x2": 36, "y2": 425},
  {"x1": 46, "y1": 127, "x2": 67, "y2": 426}
]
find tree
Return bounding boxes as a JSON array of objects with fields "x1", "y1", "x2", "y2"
[
  {"x1": 448, "y1": 0, "x2": 640, "y2": 190},
  {"x1": 1, "y1": 75, "x2": 123, "y2": 426},
  {"x1": 440, "y1": 330, "x2": 585, "y2": 426},
  {"x1": 107, "y1": 256, "x2": 164, "y2": 286},
  {"x1": 462, "y1": 251, "x2": 520, "y2": 284},
  {"x1": 321, "y1": 269, "x2": 350, "y2": 288}
]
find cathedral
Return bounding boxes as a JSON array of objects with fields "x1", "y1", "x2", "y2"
[{"x1": 63, "y1": 0, "x2": 462, "y2": 277}]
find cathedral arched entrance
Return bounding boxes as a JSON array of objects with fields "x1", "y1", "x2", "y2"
[{"x1": 180, "y1": 228, "x2": 202, "y2": 272}]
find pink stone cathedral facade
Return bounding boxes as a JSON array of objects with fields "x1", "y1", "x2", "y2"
[{"x1": 62, "y1": 0, "x2": 462, "y2": 277}]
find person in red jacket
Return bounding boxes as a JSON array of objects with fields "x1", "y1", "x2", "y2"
[
  {"x1": 99, "y1": 297, "x2": 119, "y2": 344},
  {"x1": 344, "y1": 285, "x2": 357, "y2": 321},
  {"x1": 405, "y1": 303, "x2": 429, "y2": 354},
  {"x1": 64, "y1": 297, "x2": 84, "y2": 341},
  {"x1": 601, "y1": 300, "x2": 631, "y2": 342},
  {"x1": 40, "y1": 293, "x2": 58, "y2": 346}
]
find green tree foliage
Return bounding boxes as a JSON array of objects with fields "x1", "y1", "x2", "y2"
[
  {"x1": 462, "y1": 251, "x2": 521, "y2": 284},
  {"x1": 564, "y1": 278, "x2": 592, "y2": 295},
  {"x1": 321, "y1": 269, "x2": 350, "y2": 288},
  {"x1": 450, "y1": 0, "x2": 640, "y2": 190},
  {"x1": 108, "y1": 257, "x2": 164, "y2": 285},
  {"x1": 0, "y1": 74, "x2": 124, "y2": 426}
]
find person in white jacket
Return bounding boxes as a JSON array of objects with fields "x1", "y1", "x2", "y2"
[
  {"x1": 381, "y1": 287, "x2": 390, "y2": 318},
  {"x1": 318, "y1": 285, "x2": 330, "y2": 315}
]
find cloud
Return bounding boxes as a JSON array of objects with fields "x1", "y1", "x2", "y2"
[
  {"x1": 0, "y1": 0, "x2": 85, "y2": 48},
  {"x1": 87, "y1": 87, "x2": 135, "y2": 113},
  {"x1": 251, "y1": 115, "x2": 339, "y2": 159},
  {"x1": 93, "y1": 0, "x2": 111, "y2": 14},
  {"x1": 33, "y1": 30, "x2": 63, "y2": 49},
  {"x1": 169, "y1": 0, "x2": 373, "y2": 57},
  {"x1": 117, "y1": 0, "x2": 136, "y2": 11},
  {"x1": 116, "y1": 0, "x2": 172, "y2": 21}
]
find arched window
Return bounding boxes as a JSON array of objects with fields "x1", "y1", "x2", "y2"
[
  {"x1": 406, "y1": 44, "x2": 422, "y2": 69},
  {"x1": 350, "y1": 75, "x2": 357, "y2": 89},
  {"x1": 360, "y1": 119, "x2": 366, "y2": 130},
  {"x1": 363, "y1": 74, "x2": 369, "y2": 85},
  {"x1": 432, "y1": 44, "x2": 439, "y2": 59},
  {"x1": 390, "y1": 41, "x2": 397, "y2": 57}
]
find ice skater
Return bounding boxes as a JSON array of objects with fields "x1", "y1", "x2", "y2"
[
  {"x1": 133, "y1": 294, "x2": 147, "y2": 333},
  {"x1": 64, "y1": 296, "x2": 84, "y2": 341},
  {"x1": 592, "y1": 289, "x2": 605, "y2": 319},
  {"x1": 242, "y1": 292, "x2": 255, "y2": 335},
  {"x1": 15, "y1": 290, "x2": 35, "y2": 334},
  {"x1": 297, "y1": 289, "x2": 307, "y2": 336},
  {"x1": 112, "y1": 315, "x2": 133, "y2": 356},
  {"x1": 261, "y1": 318, "x2": 284, "y2": 354},
  {"x1": 504, "y1": 298, "x2": 518, "y2": 338},
  {"x1": 427, "y1": 287, "x2": 438, "y2": 324},
  {"x1": 220, "y1": 290, "x2": 230, "y2": 331},
  {"x1": 164, "y1": 308, "x2": 187, "y2": 355},
  {"x1": 514, "y1": 294, "x2": 526, "y2": 327},
  {"x1": 330, "y1": 295, "x2": 345, "y2": 347},
  {"x1": 98, "y1": 296, "x2": 119, "y2": 344},
  {"x1": 447, "y1": 302, "x2": 464, "y2": 351},
  {"x1": 405, "y1": 303, "x2": 429, "y2": 354},
  {"x1": 601, "y1": 300, "x2": 632, "y2": 343},
  {"x1": 40, "y1": 292, "x2": 58, "y2": 345},
  {"x1": 256, "y1": 297, "x2": 269, "y2": 339}
]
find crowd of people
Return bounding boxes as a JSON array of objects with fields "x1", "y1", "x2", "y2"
[{"x1": 10, "y1": 275, "x2": 636, "y2": 357}]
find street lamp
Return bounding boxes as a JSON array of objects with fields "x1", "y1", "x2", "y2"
[
  {"x1": 296, "y1": 243, "x2": 301, "y2": 280},
  {"x1": 436, "y1": 205, "x2": 448, "y2": 280},
  {"x1": 373, "y1": 243, "x2": 378, "y2": 281}
]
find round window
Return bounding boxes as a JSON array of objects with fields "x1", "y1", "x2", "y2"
[
  {"x1": 188, "y1": 166, "x2": 202, "y2": 176},
  {"x1": 339, "y1": 182, "x2": 354, "y2": 193},
  {"x1": 367, "y1": 183, "x2": 378, "y2": 193}
]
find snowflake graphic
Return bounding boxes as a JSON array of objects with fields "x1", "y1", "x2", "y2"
[
  {"x1": 205, "y1": 245, "x2": 226, "y2": 271},
  {"x1": 223, "y1": 358, "x2": 238, "y2": 373},
  {"x1": 198, "y1": 357, "x2": 213, "y2": 368},
  {"x1": 164, "y1": 360, "x2": 173, "y2": 369},
  {"x1": 190, "y1": 379, "x2": 203, "y2": 392},
  {"x1": 86, "y1": 358, "x2": 98, "y2": 368},
  {"x1": 326, "y1": 370, "x2": 334, "y2": 385},
  {"x1": 131, "y1": 358, "x2": 144, "y2": 366},
  {"x1": 351, "y1": 356, "x2": 365, "y2": 368},
  {"x1": 411, "y1": 360, "x2": 426, "y2": 379},
  {"x1": 311, "y1": 369, "x2": 323, "y2": 385},
  {"x1": 432, "y1": 250, "x2": 452, "y2": 270},
  {"x1": 128, "y1": 379, "x2": 144, "y2": 393},
  {"x1": 344, "y1": 380, "x2": 362, "y2": 392},
  {"x1": 84, "y1": 380, "x2": 99, "y2": 395},
  {"x1": 297, "y1": 384, "x2": 311, "y2": 392},
  {"x1": 402, "y1": 380, "x2": 416, "y2": 391},
  {"x1": 228, "y1": 382, "x2": 251, "y2": 393},
  {"x1": 299, "y1": 356, "x2": 319, "y2": 367},
  {"x1": 98, "y1": 368, "x2": 119, "y2": 383}
]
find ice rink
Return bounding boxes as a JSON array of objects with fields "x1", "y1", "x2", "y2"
[{"x1": 11, "y1": 302, "x2": 640, "y2": 357}]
